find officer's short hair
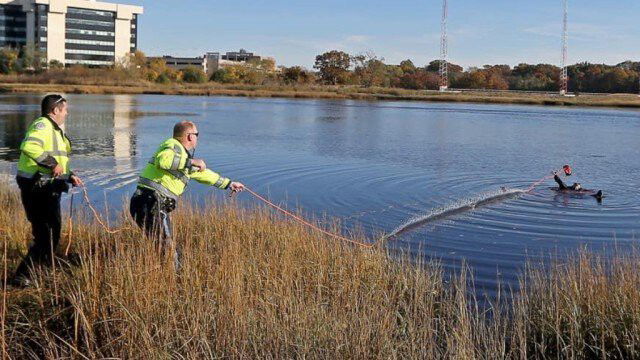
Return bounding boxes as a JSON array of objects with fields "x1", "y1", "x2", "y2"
[
  {"x1": 41, "y1": 94, "x2": 66, "y2": 116},
  {"x1": 173, "y1": 121, "x2": 196, "y2": 138}
]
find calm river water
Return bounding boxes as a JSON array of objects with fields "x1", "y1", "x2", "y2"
[{"x1": 1, "y1": 94, "x2": 639, "y2": 291}]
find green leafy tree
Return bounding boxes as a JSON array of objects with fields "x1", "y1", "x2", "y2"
[
  {"x1": 314, "y1": 50, "x2": 351, "y2": 85},
  {"x1": 453, "y1": 70, "x2": 487, "y2": 89},
  {"x1": 426, "y1": 60, "x2": 463, "y2": 73},
  {"x1": 0, "y1": 47, "x2": 19, "y2": 74},
  {"x1": 16, "y1": 45, "x2": 45, "y2": 73},
  {"x1": 211, "y1": 65, "x2": 261, "y2": 84},
  {"x1": 387, "y1": 65, "x2": 404, "y2": 86},
  {"x1": 262, "y1": 58, "x2": 276, "y2": 72},
  {"x1": 155, "y1": 73, "x2": 171, "y2": 84},
  {"x1": 127, "y1": 50, "x2": 148, "y2": 69},
  {"x1": 117, "y1": 50, "x2": 148, "y2": 79},
  {"x1": 601, "y1": 67, "x2": 631, "y2": 93},
  {"x1": 353, "y1": 53, "x2": 388, "y2": 87},
  {"x1": 48, "y1": 60, "x2": 64, "y2": 70},
  {"x1": 181, "y1": 66, "x2": 207, "y2": 83},
  {"x1": 211, "y1": 68, "x2": 232, "y2": 83},
  {"x1": 510, "y1": 63, "x2": 559, "y2": 91},
  {"x1": 485, "y1": 72, "x2": 509, "y2": 90},
  {"x1": 399, "y1": 59, "x2": 416, "y2": 73},
  {"x1": 244, "y1": 68, "x2": 266, "y2": 84},
  {"x1": 397, "y1": 70, "x2": 439, "y2": 90},
  {"x1": 146, "y1": 58, "x2": 179, "y2": 83},
  {"x1": 280, "y1": 66, "x2": 314, "y2": 84}
]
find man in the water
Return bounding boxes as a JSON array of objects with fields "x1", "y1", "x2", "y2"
[{"x1": 553, "y1": 171, "x2": 604, "y2": 202}]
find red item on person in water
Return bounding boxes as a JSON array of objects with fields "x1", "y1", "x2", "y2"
[{"x1": 563, "y1": 165, "x2": 572, "y2": 176}]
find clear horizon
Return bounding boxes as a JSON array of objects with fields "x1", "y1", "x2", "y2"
[{"x1": 125, "y1": 0, "x2": 639, "y2": 70}]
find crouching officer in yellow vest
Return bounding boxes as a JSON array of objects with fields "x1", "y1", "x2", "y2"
[
  {"x1": 11, "y1": 94, "x2": 84, "y2": 287},
  {"x1": 130, "y1": 121, "x2": 244, "y2": 267}
]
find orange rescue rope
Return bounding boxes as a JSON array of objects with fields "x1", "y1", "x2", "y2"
[
  {"x1": 243, "y1": 187, "x2": 374, "y2": 248},
  {"x1": 64, "y1": 193, "x2": 74, "y2": 256},
  {"x1": 525, "y1": 174, "x2": 554, "y2": 193},
  {"x1": 80, "y1": 186, "x2": 132, "y2": 234},
  {"x1": 69, "y1": 169, "x2": 560, "y2": 250}
]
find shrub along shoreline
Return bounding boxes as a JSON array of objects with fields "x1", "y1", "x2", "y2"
[
  {"x1": 3, "y1": 48, "x2": 640, "y2": 108},
  {"x1": 1, "y1": 180, "x2": 639, "y2": 358},
  {"x1": 3, "y1": 80, "x2": 640, "y2": 109}
]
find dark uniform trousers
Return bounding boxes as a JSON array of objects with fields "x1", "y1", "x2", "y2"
[
  {"x1": 129, "y1": 187, "x2": 180, "y2": 267},
  {"x1": 14, "y1": 177, "x2": 66, "y2": 279}
]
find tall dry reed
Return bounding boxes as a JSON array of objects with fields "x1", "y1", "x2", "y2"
[{"x1": 1, "y1": 179, "x2": 639, "y2": 359}]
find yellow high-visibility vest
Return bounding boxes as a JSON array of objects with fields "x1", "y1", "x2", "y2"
[
  {"x1": 17, "y1": 116, "x2": 72, "y2": 180},
  {"x1": 138, "y1": 138, "x2": 231, "y2": 200}
]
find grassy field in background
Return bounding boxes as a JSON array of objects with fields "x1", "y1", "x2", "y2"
[
  {"x1": 1, "y1": 180, "x2": 640, "y2": 358},
  {"x1": 2, "y1": 75, "x2": 640, "y2": 109}
]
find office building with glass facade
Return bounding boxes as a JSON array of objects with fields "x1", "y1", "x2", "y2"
[{"x1": 0, "y1": 0, "x2": 142, "y2": 66}]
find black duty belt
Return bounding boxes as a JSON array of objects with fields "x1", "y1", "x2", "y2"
[{"x1": 136, "y1": 184, "x2": 177, "y2": 213}]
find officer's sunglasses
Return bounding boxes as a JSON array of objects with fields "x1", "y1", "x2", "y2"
[
  {"x1": 54, "y1": 97, "x2": 66, "y2": 104},
  {"x1": 188, "y1": 132, "x2": 199, "y2": 137}
]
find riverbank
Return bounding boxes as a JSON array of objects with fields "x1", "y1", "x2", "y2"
[
  {"x1": 1, "y1": 180, "x2": 639, "y2": 358},
  {"x1": 2, "y1": 80, "x2": 640, "y2": 108}
]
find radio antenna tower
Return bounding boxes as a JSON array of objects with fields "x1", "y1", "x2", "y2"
[
  {"x1": 560, "y1": 0, "x2": 568, "y2": 95},
  {"x1": 439, "y1": 0, "x2": 448, "y2": 92}
]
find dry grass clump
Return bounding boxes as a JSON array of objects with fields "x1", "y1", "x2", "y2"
[
  {"x1": 513, "y1": 253, "x2": 640, "y2": 359},
  {"x1": 0, "y1": 181, "x2": 507, "y2": 358},
  {"x1": 1, "y1": 179, "x2": 639, "y2": 359},
  {"x1": 0, "y1": 67, "x2": 145, "y2": 87}
]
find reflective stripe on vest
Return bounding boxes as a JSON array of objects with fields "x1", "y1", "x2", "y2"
[
  {"x1": 17, "y1": 170, "x2": 70, "y2": 181},
  {"x1": 17, "y1": 117, "x2": 72, "y2": 179},
  {"x1": 147, "y1": 156, "x2": 189, "y2": 185},
  {"x1": 50, "y1": 123, "x2": 69, "y2": 158},
  {"x1": 170, "y1": 145, "x2": 182, "y2": 170},
  {"x1": 213, "y1": 177, "x2": 227, "y2": 188},
  {"x1": 34, "y1": 153, "x2": 49, "y2": 163},
  {"x1": 25, "y1": 137, "x2": 45, "y2": 147},
  {"x1": 52, "y1": 126, "x2": 59, "y2": 154},
  {"x1": 138, "y1": 177, "x2": 178, "y2": 200}
]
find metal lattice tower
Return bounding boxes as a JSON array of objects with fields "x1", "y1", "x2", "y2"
[
  {"x1": 439, "y1": 0, "x2": 448, "y2": 91},
  {"x1": 560, "y1": 0, "x2": 568, "y2": 95}
]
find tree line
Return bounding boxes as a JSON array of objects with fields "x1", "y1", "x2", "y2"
[
  {"x1": 312, "y1": 50, "x2": 640, "y2": 94},
  {"x1": 1, "y1": 46, "x2": 639, "y2": 94}
]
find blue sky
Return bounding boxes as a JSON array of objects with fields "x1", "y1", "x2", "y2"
[{"x1": 126, "y1": 0, "x2": 640, "y2": 70}]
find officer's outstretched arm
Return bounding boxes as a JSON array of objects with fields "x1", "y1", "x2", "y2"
[
  {"x1": 21, "y1": 124, "x2": 58, "y2": 169},
  {"x1": 190, "y1": 169, "x2": 231, "y2": 190}
]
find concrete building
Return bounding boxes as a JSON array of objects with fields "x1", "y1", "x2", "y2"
[
  {"x1": 152, "y1": 54, "x2": 207, "y2": 73},
  {"x1": 0, "y1": 0, "x2": 143, "y2": 66},
  {"x1": 221, "y1": 49, "x2": 260, "y2": 62},
  {"x1": 149, "y1": 50, "x2": 270, "y2": 77}
]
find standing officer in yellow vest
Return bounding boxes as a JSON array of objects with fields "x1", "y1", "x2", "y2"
[
  {"x1": 11, "y1": 94, "x2": 84, "y2": 287},
  {"x1": 130, "y1": 121, "x2": 244, "y2": 266}
]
